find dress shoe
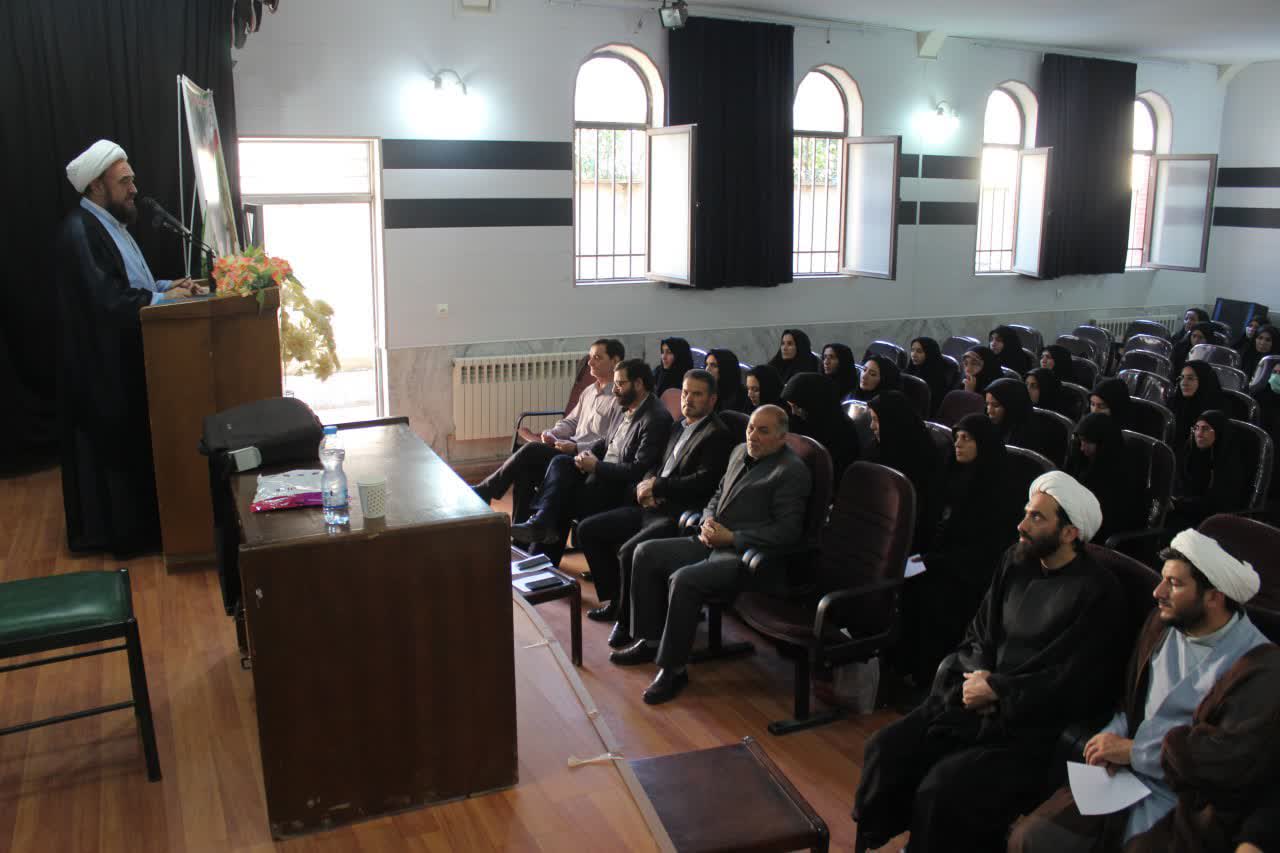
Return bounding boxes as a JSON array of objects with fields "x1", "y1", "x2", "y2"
[
  {"x1": 609, "y1": 640, "x2": 658, "y2": 666},
  {"x1": 510, "y1": 519, "x2": 558, "y2": 545},
  {"x1": 643, "y1": 668, "x2": 689, "y2": 705},
  {"x1": 587, "y1": 601, "x2": 618, "y2": 622},
  {"x1": 607, "y1": 622, "x2": 633, "y2": 649}
]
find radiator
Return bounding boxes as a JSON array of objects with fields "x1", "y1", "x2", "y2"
[
  {"x1": 452, "y1": 352, "x2": 582, "y2": 441},
  {"x1": 1092, "y1": 314, "x2": 1181, "y2": 342}
]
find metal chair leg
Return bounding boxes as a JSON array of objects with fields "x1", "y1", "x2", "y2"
[{"x1": 124, "y1": 620, "x2": 162, "y2": 782}]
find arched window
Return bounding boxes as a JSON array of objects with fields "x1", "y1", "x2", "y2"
[
  {"x1": 975, "y1": 87, "x2": 1030, "y2": 273},
  {"x1": 1126, "y1": 93, "x2": 1171, "y2": 269},
  {"x1": 793, "y1": 66, "x2": 862, "y2": 275},
  {"x1": 573, "y1": 48, "x2": 661, "y2": 283}
]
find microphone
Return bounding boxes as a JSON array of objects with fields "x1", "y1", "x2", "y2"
[{"x1": 141, "y1": 196, "x2": 193, "y2": 238}]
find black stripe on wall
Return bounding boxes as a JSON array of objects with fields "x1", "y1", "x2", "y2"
[
  {"x1": 898, "y1": 200, "x2": 918, "y2": 225},
  {"x1": 1213, "y1": 207, "x2": 1280, "y2": 229},
  {"x1": 919, "y1": 201, "x2": 978, "y2": 226},
  {"x1": 900, "y1": 152, "x2": 920, "y2": 179},
  {"x1": 382, "y1": 139, "x2": 573, "y2": 171},
  {"x1": 921, "y1": 154, "x2": 980, "y2": 181},
  {"x1": 1217, "y1": 167, "x2": 1280, "y2": 188},
  {"x1": 385, "y1": 198, "x2": 573, "y2": 229}
]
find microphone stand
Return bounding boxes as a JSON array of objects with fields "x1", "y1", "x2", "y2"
[{"x1": 153, "y1": 217, "x2": 218, "y2": 289}]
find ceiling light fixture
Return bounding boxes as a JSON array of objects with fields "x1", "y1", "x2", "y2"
[{"x1": 432, "y1": 69, "x2": 468, "y2": 97}]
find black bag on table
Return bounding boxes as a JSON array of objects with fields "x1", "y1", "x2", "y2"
[{"x1": 199, "y1": 396, "x2": 324, "y2": 616}]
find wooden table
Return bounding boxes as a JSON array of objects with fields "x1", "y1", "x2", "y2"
[
  {"x1": 231, "y1": 420, "x2": 516, "y2": 839},
  {"x1": 630, "y1": 737, "x2": 829, "y2": 852},
  {"x1": 510, "y1": 546, "x2": 582, "y2": 666}
]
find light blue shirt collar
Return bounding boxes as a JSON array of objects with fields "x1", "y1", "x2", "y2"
[{"x1": 80, "y1": 197, "x2": 170, "y2": 302}]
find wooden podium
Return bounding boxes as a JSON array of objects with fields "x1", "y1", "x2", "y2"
[{"x1": 141, "y1": 287, "x2": 282, "y2": 570}]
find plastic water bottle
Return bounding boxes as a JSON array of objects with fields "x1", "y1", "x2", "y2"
[{"x1": 319, "y1": 425, "x2": 349, "y2": 525}]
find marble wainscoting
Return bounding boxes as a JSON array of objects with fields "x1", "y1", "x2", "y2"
[{"x1": 388, "y1": 304, "x2": 1191, "y2": 463}]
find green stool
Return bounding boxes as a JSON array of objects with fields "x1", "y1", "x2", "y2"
[{"x1": 0, "y1": 568, "x2": 161, "y2": 781}]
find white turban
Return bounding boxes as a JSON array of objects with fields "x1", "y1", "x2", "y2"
[
  {"x1": 66, "y1": 140, "x2": 127, "y2": 193},
  {"x1": 1029, "y1": 470, "x2": 1102, "y2": 543},
  {"x1": 1169, "y1": 528, "x2": 1260, "y2": 604}
]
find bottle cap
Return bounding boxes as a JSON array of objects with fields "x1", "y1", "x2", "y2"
[{"x1": 323, "y1": 425, "x2": 338, "y2": 435}]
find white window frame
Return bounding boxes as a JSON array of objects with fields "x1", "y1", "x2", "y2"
[{"x1": 792, "y1": 66, "x2": 862, "y2": 278}]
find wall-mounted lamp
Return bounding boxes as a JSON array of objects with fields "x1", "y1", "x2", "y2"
[
  {"x1": 659, "y1": 0, "x2": 688, "y2": 30},
  {"x1": 917, "y1": 101, "x2": 959, "y2": 145},
  {"x1": 431, "y1": 68, "x2": 468, "y2": 97}
]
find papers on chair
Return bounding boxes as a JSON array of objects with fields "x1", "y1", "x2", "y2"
[
  {"x1": 904, "y1": 555, "x2": 927, "y2": 578},
  {"x1": 1067, "y1": 762, "x2": 1152, "y2": 815}
]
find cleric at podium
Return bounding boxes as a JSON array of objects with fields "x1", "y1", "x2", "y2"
[{"x1": 54, "y1": 139, "x2": 206, "y2": 556}]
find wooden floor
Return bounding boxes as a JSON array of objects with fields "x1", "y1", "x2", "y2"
[{"x1": 0, "y1": 465, "x2": 906, "y2": 851}]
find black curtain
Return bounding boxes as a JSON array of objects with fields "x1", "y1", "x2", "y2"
[
  {"x1": 668, "y1": 18, "x2": 793, "y2": 289},
  {"x1": 1035, "y1": 53, "x2": 1136, "y2": 280},
  {"x1": 0, "y1": 0, "x2": 240, "y2": 471}
]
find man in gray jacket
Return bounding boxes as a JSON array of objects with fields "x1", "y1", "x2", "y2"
[{"x1": 612, "y1": 404, "x2": 812, "y2": 704}]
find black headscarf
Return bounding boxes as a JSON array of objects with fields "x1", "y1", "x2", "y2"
[
  {"x1": 821, "y1": 343, "x2": 859, "y2": 401},
  {"x1": 1039, "y1": 345, "x2": 1079, "y2": 385},
  {"x1": 1090, "y1": 378, "x2": 1132, "y2": 431},
  {"x1": 1066, "y1": 412, "x2": 1139, "y2": 542},
  {"x1": 963, "y1": 345, "x2": 1003, "y2": 394},
  {"x1": 990, "y1": 325, "x2": 1032, "y2": 375},
  {"x1": 1242, "y1": 324, "x2": 1277, "y2": 380},
  {"x1": 780, "y1": 371, "x2": 860, "y2": 489},
  {"x1": 1232, "y1": 315, "x2": 1268, "y2": 353},
  {"x1": 907, "y1": 336, "x2": 951, "y2": 417},
  {"x1": 854, "y1": 354, "x2": 903, "y2": 401},
  {"x1": 1174, "y1": 409, "x2": 1244, "y2": 526},
  {"x1": 1027, "y1": 367, "x2": 1071, "y2": 418},
  {"x1": 1173, "y1": 322, "x2": 1219, "y2": 375},
  {"x1": 705, "y1": 348, "x2": 745, "y2": 412},
  {"x1": 985, "y1": 378, "x2": 1032, "y2": 441},
  {"x1": 869, "y1": 390, "x2": 939, "y2": 549},
  {"x1": 769, "y1": 328, "x2": 821, "y2": 381},
  {"x1": 951, "y1": 413, "x2": 1007, "y2": 483},
  {"x1": 653, "y1": 337, "x2": 694, "y2": 397},
  {"x1": 1172, "y1": 307, "x2": 1211, "y2": 344},
  {"x1": 745, "y1": 364, "x2": 784, "y2": 412},
  {"x1": 1170, "y1": 360, "x2": 1224, "y2": 441}
]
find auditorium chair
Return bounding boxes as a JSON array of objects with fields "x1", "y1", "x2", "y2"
[
  {"x1": 1004, "y1": 446, "x2": 1056, "y2": 499},
  {"x1": 941, "y1": 335, "x2": 980, "y2": 361},
  {"x1": 1220, "y1": 389, "x2": 1261, "y2": 425},
  {"x1": 1210, "y1": 364, "x2": 1249, "y2": 393},
  {"x1": 925, "y1": 421, "x2": 954, "y2": 470},
  {"x1": 1196, "y1": 514, "x2": 1280, "y2": 641},
  {"x1": 690, "y1": 346, "x2": 708, "y2": 367},
  {"x1": 1028, "y1": 407, "x2": 1074, "y2": 467},
  {"x1": 1119, "y1": 349, "x2": 1172, "y2": 378},
  {"x1": 1129, "y1": 397, "x2": 1176, "y2": 446},
  {"x1": 733, "y1": 462, "x2": 916, "y2": 734},
  {"x1": 1208, "y1": 320, "x2": 1234, "y2": 344},
  {"x1": 684, "y1": 433, "x2": 834, "y2": 665},
  {"x1": 1055, "y1": 334, "x2": 1099, "y2": 366},
  {"x1": 1007, "y1": 323, "x2": 1043, "y2": 354},
  {"x1": 1072, "y1": 356, "x2": 1099, "y2": 389},
  {"x1": 719, "y1": 410, "x2": 749, "y2": 445},
  {"x1": 1226, "y1": 420, "x2": 1274, "y2": 512},
  {"x1": 935, "y1": 390, "x2": 985, "y2": 428},
  {"x1": 1123, "y1": 333, "x2": 1173, "y2": 361},
  {"x1": 1072, "y1": 325, "x2": 1114, "y2": 374},
  {"x1": 1188, "y1": 343, "x2": 1242, "y2": 370},
  {"x1": 1119, "y1": 369, "x2": 1173, "y2": 406},
  {"x1": 1250, "y1": 355, "x2": 1280, "y2": 393},
  {"x1": 1000, "y1": 366, "x2": 1022, "y2": 381},
  {"x1": 1099, "y1": 432, "x2": 1176, "y2": 558},
  {"x1": 1057, "y1": 382, "x2": 1089, "y2": 422},
  {"x1": 0, "y1": 568, "x2": 161, "y2": 782},
  {"x1": 864, "y1": 340, "x2": 908, "y2": 370},
  {"x1": 1122, "y1": 319, "x2": 1171, "y2": 342},
  {"x1": 900, "y1": 373, "x2": 932, "y2": 420},
  {"x1": 511, "y1": 353, "x2": 592, "y2": 453},
  {"x1": 940, "y1": 354, "x2": 962, "y2": 392}
]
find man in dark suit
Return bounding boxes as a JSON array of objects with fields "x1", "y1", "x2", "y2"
[
  {"x1": 56, "y1": 140, "x2": 203, "y2": 555},
  {"x1": 576, "y1": 369, "x2": 736, "y2": 648},
  {"x1": 511, "y1": 358, "x2": 672, "y2": 566},
  {"x1": 613, "y1": 404, "x2": 812, "y2": 704}
]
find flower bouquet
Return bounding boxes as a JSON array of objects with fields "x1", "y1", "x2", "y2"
[{"x1": 212, "y1": 246, "x2": 341, "y2": 380}]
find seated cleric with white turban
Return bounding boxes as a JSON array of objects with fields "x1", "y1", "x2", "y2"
[
  {"x1": 54, "y1": 139, "x2": 205, "y2": 555},
  {"x1": 1009, "y1": 528, "x2": 1271, "y2": 853},
  {"x1": 853, "y1": 470, "x2": 1127, "y2": 853}
]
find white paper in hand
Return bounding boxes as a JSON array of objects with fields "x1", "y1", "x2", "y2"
[
  {"x1": 904, "y1": 555, "x2": 927, "y2": 578},
  {"x1": 1067, "y1": 762, "x2": 1151, "y2": 816}
]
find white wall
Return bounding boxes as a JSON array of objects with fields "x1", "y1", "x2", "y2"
[
  {"x1": 233, "y1": 0, "x2": 1226, "y2": 352},
  {"x1": 1208, "y1": 60, "x2": 1280, "y2": 306}
]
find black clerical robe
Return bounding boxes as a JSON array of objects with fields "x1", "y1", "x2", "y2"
[
  {"x1": 54, "y1": 207, "x2": 162, "y2": 554},
  {"x1": 853, "y1": 547, "x2": 1127, "y2": 853}
]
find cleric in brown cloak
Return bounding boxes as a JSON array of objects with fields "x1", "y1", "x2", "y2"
[{"x1": 55, "y1": 140, "x2": 201, "y2": 555}]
